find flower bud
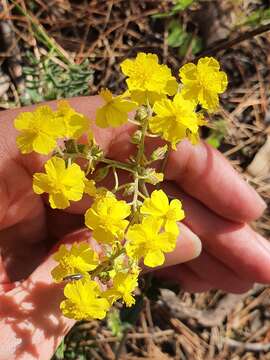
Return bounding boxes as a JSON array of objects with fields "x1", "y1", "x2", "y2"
[
  {"x1": 135, "y1": 106, "x2": 148, "y2": 122},
  {"x1": 131, "y1": 130, "x2": 142, "y2": 144},
  {"x1": 150, "y1": 145, "x2": 168, "y2": 161},
  {"x1": 142, "y1": 168, "x2": 164, "y2": 185}
]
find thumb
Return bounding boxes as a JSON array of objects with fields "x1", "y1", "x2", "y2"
[{"x1": 0, "y1": 230, "x2": 90, "y2": 360}]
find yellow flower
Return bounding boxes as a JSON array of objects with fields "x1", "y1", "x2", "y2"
[
  {"x1": 85, "y1": 194, "x2": 131, "y2": 244},
  {"x1": 60, "y1": 279, "x2": 110, "y2": 320},
  {"x1": 140, "y1": 190, "x2": 185, "y2": 235},
  {"x1": 120, "y1": 52, "x2": 178, "y2": 105},
  {"x1": 149, "y1": 93, "x2": 205, "y2": 149},
  {"x1": 33, "y1": 156, "x2": 86, "y2": 209},
  {"x1": 104, "y1": 268, "x2": 139, "y2": 307},
  {"x1": 126, "y1": 217, "x2": 177, "y2": 267},
  {"x1": 14, "y1": 105, "x2": 65, "y2": 154},
  {"x1": 84, "y1": 179, "x2": 110, "y2": 199},
  {"x1": 55, "y1": 100, "x2": 92, "y2": 139},
  {"x1": 51, "y1": 242, "x2": 99, "y2": 283},
  {"x1": 96, "y1": 89, "x2": 137, "y2": 128},
  {"x1": 179, "y1": 57, "x2": 228, "y2": 112}
]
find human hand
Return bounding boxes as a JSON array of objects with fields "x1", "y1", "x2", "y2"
[{"x1": 0, "y1": 96, "x2": 268, "y2": 359}]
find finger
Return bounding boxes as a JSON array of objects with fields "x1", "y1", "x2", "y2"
[
  {"x1": 165, "y1": 140, "x2": 266, "y2": 223},
  {"x1": 163, "y1": 181, "x2": 270, "y2": 284},
  {"x1": 186, "y1": 250, "x2": 253, "y2": 294},
  {"x1": 156, "y1": 265, "x2": 213, "y2": 293},
  {"x1": 163, "y1": 222, "x2": 202, "y2": 268}
]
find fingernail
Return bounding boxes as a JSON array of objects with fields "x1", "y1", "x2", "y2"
[
  {"x1": 250, "y1": 186, "x2": 267, "y2": 211},
  {"x1": 258, "y1": 195, "x2": 267, "y2": 211},
  {"x1": 179, "y1": 223, "x2": 202, "y2": 259}
]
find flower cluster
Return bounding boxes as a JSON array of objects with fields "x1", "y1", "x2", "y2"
[{"x1": 14, "y1": 53, "x2": 227, "y2": 321}]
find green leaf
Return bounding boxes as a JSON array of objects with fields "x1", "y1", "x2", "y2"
[
  {"x1": 107, "y1": 309, "x2": 130, "y2": 339},
  {"x1": 178, "y1": 34, "x2": 202, "y2": 56},
  {"x1": 206, "y1": 120, "x2": 228, "y2": 149},
  {"x1": 172, "y1": 0, "x2": 195, "y2": 12},
  {"x1": 206, "y1": 136, "x2": 221, "y2": 149},
  {"x1": 152, "y1": 0, "x2": 196, "y2": 19},
  {"x1": 242, "y1": 8, "x2": 270, "y2": 27},
  {"x1": 168, "y1": 21, "x2": 188, "y2": 48},
  {"x1": 54, "y1": 340, "x2": 65, "y2": 359},
  {"x1": 152, "y1": 12, "x2": 173, "y2": 19}
]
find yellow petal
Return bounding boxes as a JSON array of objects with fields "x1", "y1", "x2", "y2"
[
  {"x1": 45, "y1": 157, "x2": 65, "y2": 179},
  {"x1": 49, "y1": 192, "x2": 70, "y2": 209},
  {"x1": 16, "y1": 132, "x2": 36, "y2": 154},
  {"x1": 33, "y1": 173, "x2": 51, "y2": 194},
  {"x1": 32, "y1": 133, "x2": 57, "y2": 154},
  {"x1": 144, "y1": 250, "x2": 164, "y2": 267},
  {"x1": 14, "y1": 112, "x2": 34, "y2": 130},
  {"x1": 99, "y1": 88, "x2": 113, "y2": 102}
]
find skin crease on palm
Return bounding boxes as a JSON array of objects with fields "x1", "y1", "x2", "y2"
[{"x1": 0, "y1": 96, "x2": 269, "y2": 360}]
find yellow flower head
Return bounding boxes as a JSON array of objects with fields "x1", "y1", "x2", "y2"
[
  {"x1": 104, "y1": 268, "x2": 140, "y2": 307},
  {"x1": 140, "y1": 190, "x2": 185, "y2": 235},
  {"x1": 149, "y1": 93, "x2": 205, "y2": 149},
  {"x1": 14, "y1": 105, "x2": 65, "y2": 154},
  {"x1": 60, "y1": 279, "x2": 110, "y2": 320},
  {"x1": 51, "y1": 242, "x2": 99, "y2": 283},
  {"x1": 120, "y1": 52, "x2": 178, "y2": 105},
  {"x1": 55, "y1": 100, "x2": 92, "y2": 140},
  {"x1": 96, "y1": 89, "x2": 137, "y2": 128},
  {"x1": 179, "y1": 57, "x2": 228, "y2": 112},
  {"x1": 126, "y1": 217, "x2": 177, "y2": 268},
  {"x1": 85, "y1": 194, "x2": 131, "y2": 244},
  {"x1": 33, "y1": 156, "x2": 86, "y2": 209}
]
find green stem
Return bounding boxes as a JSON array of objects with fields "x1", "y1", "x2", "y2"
[
  {"x1": 85, "y1": 160, "x2": 93, "y2": 176},
  {"x1": 62, "y1": 151, "x2": 135, "y2": 174},
  {"x1": 89, "y1": 248, "x2": 125, "y2": 278},
  {"x1": 140, "y1": 182, "x2": 150, "y2": 197},
  {"x1": 56, "y1": 145, "x2": 64, "y2": 156},
  {"x1": 136, "y1": 118, "x2": 148, "y2": 165},
  {"x1": 101, "y1": 158, "x2": 135, "y2": 173},
  {"x1": 138, "y1": 191, "x2": 147, "y2": 200},
  {"x1": 132, "y1": 175, "x2": 139, "y2": 213},
  {"x1": 133, "y1": 100, "x2": 152, "y2": 209},
  {"x1": 112, "y1": 167, "x2": 119, "y2": 192},
  {"x1": 112, "y1": 182, "x2": 133, "y2": 194}
]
